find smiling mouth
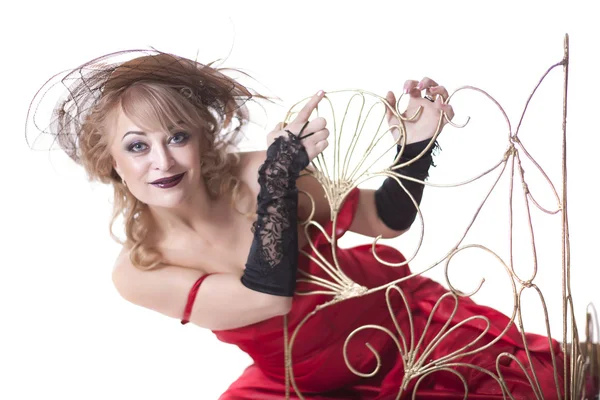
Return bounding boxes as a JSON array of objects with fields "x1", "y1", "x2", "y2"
[{"x1": 149, "y1": 173, "x2": 185, "y2": 188}]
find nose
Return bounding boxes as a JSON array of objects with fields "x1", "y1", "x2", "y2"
[{"x1": 151, "y1": 144, "x2": 175, "y2": 171}]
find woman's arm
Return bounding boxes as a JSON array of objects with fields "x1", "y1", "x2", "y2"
[
  {"x1": 296, "y1": 79, "x2": 454, "y2": 239},
  {"x1": 112, "y1": 251, "x2": 292, "y2": 331},
  {"x1": 296, "y1": 174, "x2": 405, "y2": 239}
]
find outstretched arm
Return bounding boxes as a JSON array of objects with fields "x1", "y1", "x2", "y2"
[
  {"x1": 296, "y1": 78, "x2": 454, "y2": 239},
  {"x1": 112, "y1": 259, "x2": 292, "y2": 331}
]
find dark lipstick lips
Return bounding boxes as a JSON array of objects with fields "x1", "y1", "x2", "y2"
[
  {"x1": 150, "y1": 173, "x2": 185, "y2": 184},
  {"x1": 150, "y1": 173, "x2": 185, "y2": 188}
]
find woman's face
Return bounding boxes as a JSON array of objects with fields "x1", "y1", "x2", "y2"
[{"x1": 109, "y1": 107, "x2": 203, "y2": 208}]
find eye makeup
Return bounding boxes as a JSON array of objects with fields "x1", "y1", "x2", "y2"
[{"x1": 124, "y1": 131, "x2": 191, "y2": 153}]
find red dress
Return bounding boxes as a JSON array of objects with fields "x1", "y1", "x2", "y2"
[{"x1": 188, "y1": 188, "x2": 565, "y2": 399}]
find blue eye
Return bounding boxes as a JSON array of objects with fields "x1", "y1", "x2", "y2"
[
  {"x1": 125, "y1": 132, "x2": 188, "y2": 153},
  {"x1": 169, "y1": 132, "x2": 189, "y2": 144},
  {"x1": 127, "y1": 142, "x2": 148, "y2": 152}
]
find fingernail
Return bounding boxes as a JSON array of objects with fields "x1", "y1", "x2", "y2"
[
  {"x1": 416, "y1": 83, "x2": 423, "y2": 90},
  {"x1": 403, "y1": 87, "x2": 410, "y2": 94},
  {"x1": 317, "y1": 90, "x2": 324, "y2": 96}
]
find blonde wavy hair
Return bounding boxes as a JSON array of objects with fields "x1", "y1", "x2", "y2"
[{"x1": 33, "y1": 51, "x2": 263, "y2": 271}]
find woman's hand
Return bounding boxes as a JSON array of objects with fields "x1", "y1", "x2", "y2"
[
  {"x1": 267, "y1": 91, "x2": 330, "y2": 162},
  {"x1": 385, "y1": 77, "x2": 455, "y2": 145}
]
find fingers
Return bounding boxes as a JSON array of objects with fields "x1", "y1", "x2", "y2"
[
  {"x1": 431, "y1": 90, "x2": 454, "y2": 120},
  {"x1": 441, "y1": 103, "x2": 455, "y2": 120},
  {"x1": 290, "y1": 117, "x2": 326, "y2": 138},
  {"x1": 404, "y1": 77, "x2": 451, "y2": 106},
  {"x1": 429, "y1": 85, "x2": 449, "y2": 102},
  {"x1": 315, "y1": 138, "x2": 329, "y2": 152},
  {"x1": 302, "y1": 126, "x2": 329, "y2": 143},
  {"x1": 308, "y1": 117, "x2": 326, "y2": 133},
  {"x1": 291, "y1": 90, "x2": 325, "y2": 125},
  {"x1": 430, "y1": 93, "x2": 454, "y2": 120},
  {"x1": 416, "y1": 77, "x2": 438, "y2": 91},
  {"x1": 302, "y1": 127, "x2": 329, "y2": 162},
  {"x1": 268, "y1": 113, "x2": 328, "y2": 150},
  {"x1": 386, "y1": 90, "x2": 396, "y2": 105},
  {"x1": 400, "y1": 77, "x2": 455, "y2": 124},
  {"x1": 404, "y1": 78, "x2": 444, "y2": 102},
  {"x1": 428, "y1": 84, "x2": 453, "y2": 119},
  {"x1": 403, "y1": 80, "x2": 420, "y2": 97},
  {"x1": 385, "y1": 91, "x2": 397, "y2": 122}
]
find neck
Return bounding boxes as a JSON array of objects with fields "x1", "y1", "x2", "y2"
[{"x1": 147, "y1": 181, "x2": 233, "y2": 241}]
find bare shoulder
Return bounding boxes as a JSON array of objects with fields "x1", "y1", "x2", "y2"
[
  {"x1": 235, "y1": 150, "x2": 266, "y2": 195},
  {"x1": 111, "y1": 243, "x2": 146, "y2": 298},
  {"x1": 111, "y1": 243, "x2": 208, "y2": 319},
  {"x1": 237, "y1": 150, "x2": 266, "y2": 173},
  {"x1": 112, "y1": 244, "x2": 198, "y2": 291},
  {"x1": 112, "y1": 242, "x2": 132, "y2": 278}
]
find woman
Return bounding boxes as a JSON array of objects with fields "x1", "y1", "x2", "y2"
[{"x1": 28, "y1": 50, "x2": 564, "y2": 399}]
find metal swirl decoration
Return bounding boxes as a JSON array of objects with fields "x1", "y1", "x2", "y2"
[{"x1": 278, "y1": 34, "x2": 598, "y2": 399}]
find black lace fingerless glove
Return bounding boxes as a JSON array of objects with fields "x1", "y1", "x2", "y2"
[
  {"x1": 374, "y1": 138, "x2": 436, "y2": 231},
  {"x1": 241, "y1": 133, "x2": 310, "y2": 297}
]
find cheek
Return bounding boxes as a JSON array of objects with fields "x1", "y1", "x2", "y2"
[
  {"x1": 189, "y1": 149, "x2": 203, "y2": 168},
  {"x1": 113, "y1": 153, "x2": 149, "y2": 179},
  {"x1": 182, "y1": 140, "x2": 203, "y2": 167},
  {"x1": 125, "y1": 158, "x2": 150, "y2": 177}
]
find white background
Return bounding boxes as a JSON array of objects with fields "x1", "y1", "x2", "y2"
[{"x1": 2, "y1": 0, "x2": 599, "y2": 399}]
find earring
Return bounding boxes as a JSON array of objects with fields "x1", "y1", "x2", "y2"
[{"x1": 122, "y1": 178, "x2": 127, "y2": 187}]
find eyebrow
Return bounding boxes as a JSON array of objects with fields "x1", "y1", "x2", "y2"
[{"x1": 122, "y1": 130, "x2": 146, "y2": 141}]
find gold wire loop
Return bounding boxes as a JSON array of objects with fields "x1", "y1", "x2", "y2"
[{"x1": 280, "y1": 35, "x2": 593, "y2": 399}]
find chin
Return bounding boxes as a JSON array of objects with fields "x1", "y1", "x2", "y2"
[
  {"x1": 150, "y1": 192, "x2": 189, "y2": 208},
  {"x1": 132, "y1": 187, "x2": 187, "y2": 209}
]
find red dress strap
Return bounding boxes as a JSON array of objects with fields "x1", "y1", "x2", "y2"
[{"x1": 181, "y1": 274, "x2": 211, "y2": 325}]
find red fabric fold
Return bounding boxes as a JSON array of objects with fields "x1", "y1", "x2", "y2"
[{"x1": 208, "y1": 188, "x2": 564, "y2": 399}]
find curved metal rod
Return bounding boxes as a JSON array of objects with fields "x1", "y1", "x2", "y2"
[
  {"x1": 411, "y1": 367, "x2": 469, "y2": 400},
  {"x1": 513, "y1": 61, "x2": 565, "y2": 138}
]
